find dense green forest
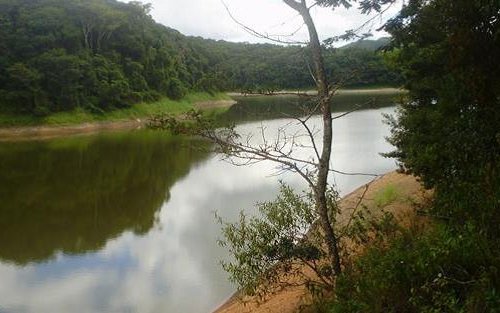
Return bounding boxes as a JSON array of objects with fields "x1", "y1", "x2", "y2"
[
  {"x1": 0, "y1": 0, "x2": 400, "y2": 117},
  {"x1": 188, "y1": 36, "x2": 399, "y2": 92}
]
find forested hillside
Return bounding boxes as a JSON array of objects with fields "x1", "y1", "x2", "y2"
[
  {"x1": 0, "y1": 0, "x2": 202, "y2": 115},
  {"x1": 339, "y1": 37, "x2": 390, "y2": 51},
  {"x1": 0, "y1": 0, "x2": 400, "y2": 116},
  {"x1": 190, "y1": 37, "x2": 400, "y2": 92}
]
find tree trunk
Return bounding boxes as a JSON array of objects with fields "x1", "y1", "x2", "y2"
[{"x1": 283, "y1": 0, "x2": 341, "y2": 275}]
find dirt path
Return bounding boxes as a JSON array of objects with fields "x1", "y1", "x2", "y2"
[{"x1": 214, "y1": 171, "x2": 431, "y2": 313}]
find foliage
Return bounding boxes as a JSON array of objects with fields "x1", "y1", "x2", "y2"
[
  {"x1": 216, "y1": 181, "x2": 403, "y2": 301},
  {"x1": 189, "y1": 38, "x2": 402, "y2": 93},
  {"x1": 216, "y1": 183, "x2": 338, "y2": 299},
  {"x1": 324, "y1": 1, "x2": 500, "y2": 312},
  {"x1": 0, "y1": 0, "x2": 401, "y2": 119},
  {"x1": 0, "y1": 0, "x2": 197, "y2": 115},
  {"x1": 330, "y1": 225, "x2": 500, "y2": 313},
  {"x1": 382, "y1": 0, "x2": 500, "y2": 233},
  {"x1": 374, "y1": 184, "x2": 399, "y2": 207},
  {"x1": 0, "y1": 92, "x2": 228, "y2": 127}
]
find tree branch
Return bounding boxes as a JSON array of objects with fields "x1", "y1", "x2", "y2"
[{"x1": 221, "y1": 0, "x2": 307, "y2": 45}]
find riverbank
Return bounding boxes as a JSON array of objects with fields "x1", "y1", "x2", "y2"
[
  {"x1": 0, "y1": 87, "x2": 402, "y2": 141},
  {"x1": 227, "y1": 87, "x2": 405, "y2": 97},
  {"x1": 214, "y1": 171, "x2": 432, "y2": 313},
  {"x1": 0, "y1": 93, "x2": 235, "y2": 141}
]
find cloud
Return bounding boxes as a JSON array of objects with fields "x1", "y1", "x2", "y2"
[{"x1": 126, "y1": 0, "x2": 403, "y2": 44}]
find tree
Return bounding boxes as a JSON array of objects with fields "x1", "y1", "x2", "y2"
[
  {"x1": 0, "y1": 0, "x2": 400, "y2": 116},
  {"x1": 152, "y1": 0, "x2": 398, "y2": 297},
  {"x1": 324, "y1": 3, "x2": 500, "y2": 310},
  {"x1": 4, "y1": 63, "x2": 47, "y2": 115},
  {"x1": 383, "y1": 0, "x2": 500, "y2": 233}
]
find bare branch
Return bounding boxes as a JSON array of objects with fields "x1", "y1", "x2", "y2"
[
  {"x1": 294, "y1": 116, "x2": 321, "y2": 161},
  {"x1": 221, "y1": 0, "x2": 307, "y2": 45},
  {"x1": 266, "y1": 22, "x2": 306, "y2": 38},
  {"x1": 323, "y1": 1, "x2": 397, "y2": 46},
  {"x1": 330, "y1": 169, "x2": 381, "y2": 177},
  {"x1": 331, "y1": 104, "x2": 362, "y2": 120},
  {"x1": 207, "y1": 130, "x2": 317, "y2": 188},
  {"x1": 299, "y1": 47, "x2": 319, "y2": 86},
  {"x1": 342, "y1": 180, "x2": 372, "y2": 233}
]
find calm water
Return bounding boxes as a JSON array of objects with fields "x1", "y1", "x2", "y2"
[{"x1": 0, "y1": 92, "x2": 401, "y2": 313}]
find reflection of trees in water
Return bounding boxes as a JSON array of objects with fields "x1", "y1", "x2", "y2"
[
  {"x1": 0, "y1": 131, "x2": 209, "y2": 265},
  {"x1": 220, "y1": 92, "x2": 401, "y2": 123}
]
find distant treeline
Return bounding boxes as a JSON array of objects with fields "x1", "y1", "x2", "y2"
[
  {"x1": 189, "y1": 37, "x2": 401, "y2": 93},
  {"x1": 0, "y1": 0, "x2": 401, "y2": 116}
]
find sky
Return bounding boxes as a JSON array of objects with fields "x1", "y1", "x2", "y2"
[{"x1": 124, "y1": 0, "x2": 404, "y2": 45}]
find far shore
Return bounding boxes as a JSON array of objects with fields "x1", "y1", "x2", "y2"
[
  {"x1": 0, "y1": 87, "x2": 402, "y2": 142},
  {"x1": 227, "y1": 87, "x2": 405, "y2": 97},
  {"x1": 0, "y1": 99, "x2": 236, "y2": 142}
]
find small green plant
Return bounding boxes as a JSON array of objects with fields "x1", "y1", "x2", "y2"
[
  {"x1": 216, "y1": 183, "x2": 338, "y2": 300},
  {"x1": 374, "y1": 184, "x2": 399, "y2": 208}
]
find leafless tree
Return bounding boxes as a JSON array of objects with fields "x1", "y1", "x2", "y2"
[{"x1": 151, "y1": 0, "x2": 398, "y2": 289}]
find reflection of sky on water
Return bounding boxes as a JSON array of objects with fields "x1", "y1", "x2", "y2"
[
  {"x1": 0, "y1": 155, "x2": 282, "y2": 313},
  {"x1": 0, "y1": 106, "x2": 397, "y2": 313}
]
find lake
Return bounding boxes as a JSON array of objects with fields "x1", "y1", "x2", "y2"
[{"x1": 0, "y1": 91, "x2": 401, "y2": 313}]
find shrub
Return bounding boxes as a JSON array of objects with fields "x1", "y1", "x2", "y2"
[{"x1": 331, "y1": 225, "x2": 500, "y2": 313}]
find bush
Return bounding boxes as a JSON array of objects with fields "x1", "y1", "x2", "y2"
[
  {"x1": 331, "y1": 225, "x2": 500, "y2": 313},
  {"x1": 217, "y1": 183, "x2": 337, "y2": 299},
  {"x1": 165, "y1": 78, "x2": 187, "y2": 100}
]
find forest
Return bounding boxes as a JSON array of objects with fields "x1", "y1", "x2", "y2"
[{"x1": 0, "y1": 0, "x2": 400, "y2": 116}]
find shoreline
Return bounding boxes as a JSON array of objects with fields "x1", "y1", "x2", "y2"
[
  {"x1": 0, "y1": 87, "x2": 402, "y2": 141},
  {"x1": 227, "y1": 87, "x2": 405, "y2": 97},
  {"x1": 0, "y1": 99, "x2": 236, "y2": 142},
  {"x1": 213, "y1": 171, "x2": 431, "y2": 313}
]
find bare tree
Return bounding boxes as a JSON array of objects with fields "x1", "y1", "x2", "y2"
[
  {"x1": 151, "y1": 0, "x2": 398, "y2": 297},
  {"x1": 282, "y1": 0, "x2": 341, "y2": 274}
]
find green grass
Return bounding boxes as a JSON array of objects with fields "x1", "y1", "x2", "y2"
[
  {"x1": 374, "y1": 184, "x2": 399, "y2": 207},
  {"x1": 0, "y1": 92, "x2": 231, "y2": 127}
]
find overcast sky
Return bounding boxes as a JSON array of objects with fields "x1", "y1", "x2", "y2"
[{"x1": 124, "y1": 0, "x2": 403, "y2": 44}]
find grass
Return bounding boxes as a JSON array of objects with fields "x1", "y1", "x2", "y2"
[
  {"x1": 374, "y1": 184, "x2": 399, "y2": 207},
  {"x1": 0, "y1": 92, "x2": 231, "y2": 127}
]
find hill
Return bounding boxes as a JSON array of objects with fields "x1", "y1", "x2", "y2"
[
  {"x1": 0, "y1": 0, "x2": 401, "y2": 118},
  {"x1": 339, "y1": 37, "x2": 391, "y2": 51}
]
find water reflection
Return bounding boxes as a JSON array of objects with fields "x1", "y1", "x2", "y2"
[
  {"x1": 221, "y1": 91, "x2": 402, "y2": 122},
  {"x1": 0, "y1": 92, "x2": 400, "y2": 313},
  {"x1": 0, "y1": 141, "x2": 281, "y2": 313},
  {"x1": 0, "y1": 132, "x2": 209, "y2": 265}
]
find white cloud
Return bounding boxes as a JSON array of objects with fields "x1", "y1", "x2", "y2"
[{"x1": 126, "y1": 0, "x2": 404, "y2": 44}]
